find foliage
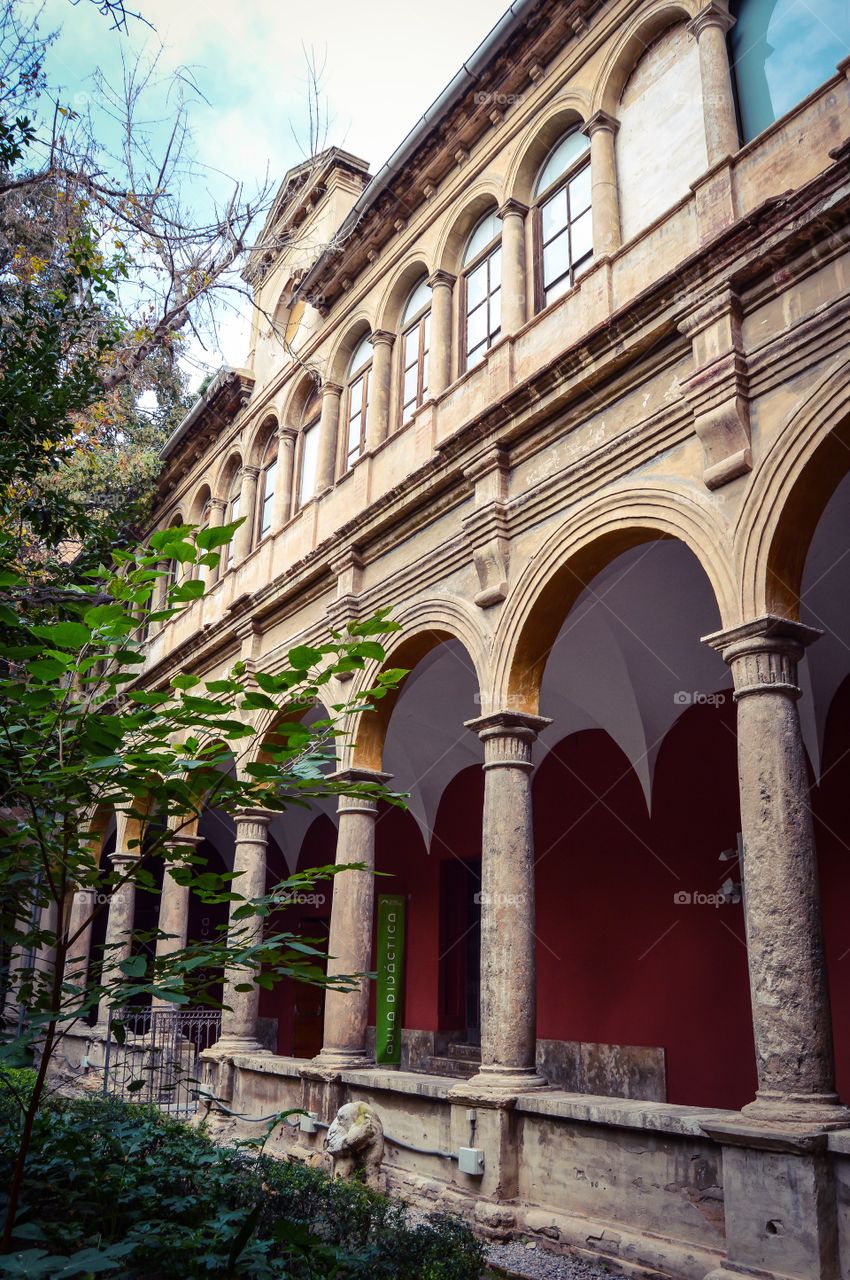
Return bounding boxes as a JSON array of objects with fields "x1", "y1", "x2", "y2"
[{"x1": 0, "y1": 1084, "x2": 485, "y2": 1278}]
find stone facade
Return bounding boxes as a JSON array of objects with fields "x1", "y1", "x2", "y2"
[{"x1": 59, "y1": 2, "x2": 850, "y2": 1276}]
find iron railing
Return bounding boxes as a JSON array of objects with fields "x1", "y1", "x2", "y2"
[{"x1": 103, "y1": 1006, "x2": 221, "y2": 1117}]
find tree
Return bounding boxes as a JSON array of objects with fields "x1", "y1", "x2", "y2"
[{"x1": 0, "y1": 517, "x2": 405, "y2": 1252}]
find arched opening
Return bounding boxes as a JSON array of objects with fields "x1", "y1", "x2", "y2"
[
  {"x1": 514, "y1": 537, "x2": 752, "y2": 1107},
  {"x1": 461, "y1": 209, "x2": 502, "y2": 371},
  {"x1": 615, "y1": 20, "x2": 707, "y2": 242},
  {"x1": 730, "y1": 0, "x2": 849, "y2": 144},
  {"x1": 296, "y1": 385, "x2": 322, "y2": 510},
  {"x1": 343, "y1": 331, "x2": 373, "y2": 473},
  {"x1": 532, "y1": 125, "x2": 592, "y2": 310},
  {"x1": 399, "y1": 276, "x2": 432, "y2": 426}
]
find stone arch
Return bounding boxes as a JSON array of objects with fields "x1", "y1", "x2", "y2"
[
  {"x1": 376, "y1": 255, "x2": 433, "y2": 333},
  {"x1": 506, "y1": 97, "x2": 589, "y2": 206},
  {"x1": 349, "y1": 599, "x2": 488, "y2": 771},
  {"x1": 737, "y1": 359, "x2": 850, "y2": 620},
  {"x1": 494, "y1": 486, "x2": 737, "y2": 713},
  {"x1": 247, "y1": 697, "x2": 335, "y2": 772},
  {"x1": 435, "y1": 183, "x2": 503, "y2": 275},
  {"x1": 81, "y1": 804, "x2": 117, "y2": 868},
  {"x1": 212, "y1": 448, "x2": 243, "y2": 498},
  {"x1": 328, "y1": 314, "x2": 374, "y2": 385},
  {"x1": 282, "y1": 370, "x2": 322, "y2": 430},
  {"x1": 188, "y1": 482, "x2": 212, "y2": 524},
  {"x1": 246, "y1": 411, "x2": 279, "y2": 468},
  {"x1": 591, "y1": 0, "x2": 696, "y2": 117}
]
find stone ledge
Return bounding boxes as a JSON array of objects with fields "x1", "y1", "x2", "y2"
[
  {"x1": 515, "y1": 1090, "x2": 740, "y2": 1137},
  {"x1": 229, "y1": 1053, "x2": 305, "y2": 1079},
  {"x1": 339, "y1": 1068, "x2": 453, "y2": 1100},
  {"x1": 826, "y1": 1129, "x2": 850, "y2": 1155}
]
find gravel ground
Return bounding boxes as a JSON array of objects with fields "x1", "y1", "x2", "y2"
[{"x1": 484, "y1": 1238, "x2": 620, "y2": 1280}]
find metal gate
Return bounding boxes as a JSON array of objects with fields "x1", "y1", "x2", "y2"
[{"x1": 103, "y1": 1007, "x2": 221, "y2": 1117}]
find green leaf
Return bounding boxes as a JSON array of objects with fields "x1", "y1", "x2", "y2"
[
  {"x1": 196, "y1": 522, "x2": 240, "y2": 550},
  {"x1": 84, "y1": 603, "x2": 128, "y2": 627},
  {"x1": 30, "y1": 621, "x2": 91, "y2": 649},
  {"x1": 170, "y1": 579, "x2": 205, "y2": 601},
  {"x1": 288, "y1": 645, "x2": 322, "y2": 670},
  {"x1": 27, "y1": 656, "x2": 71, "y2": 681},
  {"x1": 172, "y1": 674, "x2": 201, "y2": 690}
]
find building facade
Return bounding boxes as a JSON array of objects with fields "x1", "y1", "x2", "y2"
[{"x1": 64, "y1": 1, "x2": 850, "y2": 1276}]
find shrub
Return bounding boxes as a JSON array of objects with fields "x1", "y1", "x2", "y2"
[{"x1": 0, "y1": 1083, "x2": 485, "y2": 1279}]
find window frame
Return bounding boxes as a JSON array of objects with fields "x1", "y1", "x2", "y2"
[
  {"x1": 532, "y1": 135, "x2": 593, "y2": 313},
  {"x1": 343, "y1": 345, "x2": 372, "y2": 474},
  {"x1": 221, "y1": 474, "x2": 242, "y2": 570},
  {"x1": 256, "y1": 436, "x2": 278, "y2": 543},
  {"x1": 296, "y1": 394, "x2": 322, "y2": 510},
  {"x1": 399, "y1": 293, "x2": 431, "y2": 427},
  {"x1": 460, "y1": 217, "x2": 502, "y2": 374}
]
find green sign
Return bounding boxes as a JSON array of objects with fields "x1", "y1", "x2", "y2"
[{"x1": 376, "y1": 894, "x2": 406, "y2": 1065}]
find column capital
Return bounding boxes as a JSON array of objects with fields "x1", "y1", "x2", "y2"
[
  {"x1": 370, "y1": 328, "x2": 396, "y2": 349},
  {"x1": 703, "y1": 615, "x2": 822, "y2": 700},
  {"x1": 209, "y1": 496, "x2": 227, "y2": 513},
  {"x1": 321, "y1": 380, "x2": 344, "y2": 399},
  {"x1": 332, "y1": 768, "x2": 392, "y2": 815},
  {"x1": 688, "y1": 2, "x2": 736, "y2": 40},
  {"x1": 498, "y1": 198, "x2": 528, "y2": 220},
  {"x1": 241, "y1": 464, "x2": 260, "y2": 481},
  {"x1": 428, "y1": 269, "x2": 456, "y2": 290},
  {"x1": 233, "y1": 808, "x2": 274, "y2": 841},
  {"x1": 466, "y1": 710, "x2": 552, "y2": 770},
  {"x1": 278, "y1": 425, "x2": 298, "y2": 443},
  {"x1": 582, "y1": 109, "x2": 620, "y2": 138},
  {"x1": 110, "y1": 851, "x2": 138, "y2": 867}
]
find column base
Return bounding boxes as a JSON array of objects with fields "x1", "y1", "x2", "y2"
[
  {"x1": 742, "y1": 1091, "x2": 850, "y2": 1131},
  {"x1": 209, "y1": 1036, "x2": 271, "y2": 1058},
  {"x1": 310, "y1": 1047, "x2": 375, "y2": 1072},
  {"x1": 451, "y1": 1064, "x2": 550, "y2": 1099}
]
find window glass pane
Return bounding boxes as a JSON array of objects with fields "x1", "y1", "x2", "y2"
[
  {"x1": 731, "y1": 0, "x2": 850, "y2": 142},
  {"x1": 541, "y1": 188, "x2": 568, "y2": 243},
  {"x1": 568, "y1": 163, "x2": 592, "y2": 216},
  {"x1": 347, "y1": 411, "x2": 362, "y2": 458},
  {"x1": 349, "y1": 376, "x2": 363, "y2": 416},
  {"x1": 571, "y1": 208, "x2": 593, "y2": 265},
  {"x1": 467, "y1": 339, "x2": 487, "y2": 368},
  {"x1": 402, "y1": 277, "x2": 432, "y2": 323},
  {"x1": 299, "y1": 424, "x2": 319, "y2": 505},
  {"x1": 421, "y1": 348, "x2": 429, "y2": 396},
  {"x1": 404, "y1": 325, "x2": 420, "y2": 365},
  {"x1": 260, "y1": 460, "x2": 276, "y2": 537},
  {"x1": 467, "y1": 260, "x2": 488, "y2": 309},
  {"x1": 488, "y1": 246, "x2": 502, "y2": 289},
  {"x1": 403, "y1": 364, "x2": 419, "y2": 409},
  {"x1": 545, "y1": 274, "x2": 573, "y2": 308},
  {"x1": 535, "y1": 128, "x2": 590, "y2": 196},
  {"x1": 543, "y1": 230, "x2": 571, "y2": 290},
  {"x1": 422, "y1": 313, "x2": 430, "y2": 352},
  {"x1": 467, "y1": 301, "x2": 488, "y2": 353},
  {"x1": 464, "y1": 210, "x2": 500, "y2": 264},
  {"x1": 488, "y1": 284, "x2": 501, "y2": 336},
  {"x1": 349, "y1": 333, "x2": 373, "y2": 375},
  {"x1": 263, "y1": 459, "x2": 277, "y2": 503}
]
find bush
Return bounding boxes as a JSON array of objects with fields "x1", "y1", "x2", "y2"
[{"x1": 0, "y1": 1083, "x2": 485, "y2": 1279}]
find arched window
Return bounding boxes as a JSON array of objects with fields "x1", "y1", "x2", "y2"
[
  {"x1": 297, "y1": 390, "x2": 322, "y2": 508},
  {"x1": 534, "y1": 128, "x2": 592, "y2": 309},
  {"x1": 222, "y1": 471, "x2": 241, "y2": 569},
  {"x1": 344, "y1": 334, "x2": 373, "y2": 471},
  {"x1": 400, "y1": 277, "x2": 432, "y2": 425},
  {"x1": 462, "y1": 210, "x2": 502, "y2": 371},
  {"x1": 257, "y1": 435, "x2": 277, "y2": 541},
  {"x1": 196, "y1": 499, "x2": 212, "y2": 584},
  {"x1": 730, "y1": 0, "x2": 850, "y2": 143}
]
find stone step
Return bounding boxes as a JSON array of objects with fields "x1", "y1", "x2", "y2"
[
  {"x1": 447, "y1": 1041, "x2": 481, "y2": 1061},
  {"x1": 426, "y1": 1054, "x2": 478, "y2": 1079}
]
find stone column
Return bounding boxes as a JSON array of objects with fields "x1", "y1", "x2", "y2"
[
  {"x1": 274, "y1": 427, "x2": 297, "y2": 527},
  {"x1": 95, "y1": 852, "x2": 137, "y2": 1028},
  {"x1": 63, "y1": 887, "x2": 95, "y2": 1011},
  {"x1": 216, "y1": 810, "x2": 272, "y2": 1055},
  {"x1": 704, "y1": 617, "x2": 850, "y2": 1127},
  {"x1": 315, "y1": 770, "x2": 389, "y2": 1070},
  {"x1": 152, "y1": 834, "x2": 201, "y2": 1010},
  {"x1": 689, "y1": 3, "x2": 740, "y2": 166},
  {"x1": 497, "y1": 200, "x2": 528, "y2": 336},
  {"x1": 316, "y1": 381, "x2": 343, "y2": 494},
  {"x1": 582, "y1": 111, "x2": 621, "y2": 257},
  {"x1": 462, "y1": 712, "x2": 551, "y2": 1094},
  {"x1": 365, "y1": 330, "x2": 395, "y2": 450},
  {"x1": 234, "y1": 465, "x2": 260, "y2": 564},
  {"x1": 427, "y1": 270, "x2": 456, "y2": 396},
  {"x1": 204, "y1": 497, "x2": 227, "y2": 587}
]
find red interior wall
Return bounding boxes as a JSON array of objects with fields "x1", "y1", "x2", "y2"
[
  {"x1": 372, "y1": 801, "x2": 434, "y2": 1029},
  {"x1": 814, "y1": 673, "x2": 850, "y2": 1099},
  {"x1": 533, "y1": 701, "x2": 756, "y2": 1110},
  {"x1": 259, "y1": 816, "x2": 335, "y2": 1055}
]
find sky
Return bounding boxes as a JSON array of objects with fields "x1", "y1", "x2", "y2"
[{"x1": 25, "y1": 0, "x2": 509, "y2": 381}]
